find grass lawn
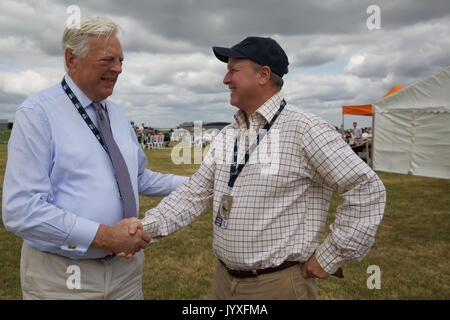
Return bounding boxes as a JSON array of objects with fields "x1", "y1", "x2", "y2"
[{"x1": 0, "y1": 135, "x2": 449, "y2": 299}]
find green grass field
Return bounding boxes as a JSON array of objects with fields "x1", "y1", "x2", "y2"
[{"x1": 0, "y1": 131, "x2": 449, "y2": 299}]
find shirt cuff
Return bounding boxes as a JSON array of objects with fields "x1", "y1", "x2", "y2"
[
  {"x1": 315, "y1": 237, "x2": 344, "y2": 274},
  {"x1": 60, "y1": 216, "x2": 100, "y2": 256},
  {"x1": 142, "y1": 210, "x2": 162, "y2": 242}
]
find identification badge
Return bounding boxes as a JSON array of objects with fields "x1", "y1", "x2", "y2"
[{"x1": 215, "y1": 194, "x2": 233, "y2": 229}]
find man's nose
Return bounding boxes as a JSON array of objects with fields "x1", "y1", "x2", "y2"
[
  {"x1": 111, "y1": 59, "x2": 122, "y2": 74},
  {"x1": 223, "y1": 72, "x2": 230, "y2": 84}
]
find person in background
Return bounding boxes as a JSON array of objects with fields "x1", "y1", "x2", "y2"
[
  {"x1": 346, "y1": 129, "x2": 355, "y2": 145},
  {"x1": 362, "y1": 128, "x2": 372, "y2": 141},
  {"x1": 353, "y1": 121, "x2": 363, "y2": 143}
]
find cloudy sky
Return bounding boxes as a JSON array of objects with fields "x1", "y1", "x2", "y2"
[{"x1": 0, "y1": 0, "x2": 449, "y2": 129}]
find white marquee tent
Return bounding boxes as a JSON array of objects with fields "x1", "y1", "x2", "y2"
[{"x1": 372, "y1": 65, "x2": 450, "y2": 179}]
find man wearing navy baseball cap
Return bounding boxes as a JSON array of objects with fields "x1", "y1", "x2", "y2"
[
  {"x1": 212, "y1": 36, "x2": 289, "y2": 126},
  {"x1": 213, "y1": 36, "x2": 289, "y2": 78},
  {"x1": 139, "y1": 36, "x2": 385, "y2": 300}
]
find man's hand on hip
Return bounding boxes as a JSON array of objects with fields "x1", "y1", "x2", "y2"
[{"x1": 301, "y1": 251, "x2": 330, "y2": 279}]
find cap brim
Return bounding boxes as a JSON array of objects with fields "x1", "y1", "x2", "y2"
[{"x1": 212, "y1": 46, "x2": 247, "y2": 63}]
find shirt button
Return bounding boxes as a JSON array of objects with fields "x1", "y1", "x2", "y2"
[{"x1": 68, "y1": 244, "x2": 77, "y2": 250}]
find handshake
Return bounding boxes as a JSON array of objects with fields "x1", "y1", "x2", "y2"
[{"x1": 92, "y1": 218, "x2": 150, "y2": 258}]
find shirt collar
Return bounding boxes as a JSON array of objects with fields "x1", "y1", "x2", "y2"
[
  {"x1": 233, "y1": 92, "x2": 284, "y2": 129},
  {"x1": 63, "y1": 74, "x2": 107, "y2": 110}
]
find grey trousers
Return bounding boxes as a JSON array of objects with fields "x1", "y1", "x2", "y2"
[{"x1": 20, "y1": 242, "x2": 144, "y2": 300}]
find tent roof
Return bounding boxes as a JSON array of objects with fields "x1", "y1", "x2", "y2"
[
  {"x1": 342, "y1": 85, "x2": 406, "y2": 116},
  {"x1": 373, "y1": 65, "x2": 450, "y2": 111},
  {"x1": 372, "y1": 65, "x2": 450, "y2": 179}
]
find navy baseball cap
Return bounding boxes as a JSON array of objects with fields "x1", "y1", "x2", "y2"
[{"x1": 212, "y1": 36, "x2": 289, "y2": 77}]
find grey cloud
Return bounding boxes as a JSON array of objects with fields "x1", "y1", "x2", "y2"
[
  {"x1": 0, "y1": 91, "x2": 26, "y2": 105},
  {"x1": 65, "y1": 0, "x2": 448, "y2": 52},
  {"x1": 0, "y1": 92, "x2": 25, "y2": 121},
  {"x1": 380, "y1": 0, "x2": 450, "y2": 29}
]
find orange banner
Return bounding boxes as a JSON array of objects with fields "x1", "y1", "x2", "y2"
[
  {"x1": 383, "y1": 85, "x2": 405, "y2": 97},
  {"x1": 342, "y1": 104, "x2": 373, "y2": 116}
]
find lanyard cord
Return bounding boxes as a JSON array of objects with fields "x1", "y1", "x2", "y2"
[
  {"x1": 61, "y1": 78, "x2": 107, "y2": 152},
  {"x1": 228, "y1": 99, "x2": 286, "y2": 188}
]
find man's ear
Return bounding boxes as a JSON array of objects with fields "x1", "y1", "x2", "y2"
[
  {"x1": 258, "y1": 66, "x2": 271, "y2": 85},
  {"x1": 65, "y1": 48, "x2": 76, "y2": 72}
]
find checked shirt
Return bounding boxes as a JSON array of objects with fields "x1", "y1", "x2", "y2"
[{"x1": 142, "y1": 93, "x2": 386, "y2": 274}]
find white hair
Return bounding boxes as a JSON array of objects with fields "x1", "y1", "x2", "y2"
[{"x1": 62, "y1": 17, "x2": 121, "y2": 71}]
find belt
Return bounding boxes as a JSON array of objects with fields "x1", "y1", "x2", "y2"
[
  {"x1": 220, "y1": 260, "x2": 299, "y2": 278},
  {"x1": 95, "y1": 253, "x2": 116, "y2": 261}
]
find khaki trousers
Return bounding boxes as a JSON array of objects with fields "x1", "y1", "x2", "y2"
[
  {"x1": 211, "y1": 260, "x2": 317, "y2": 300},
  {"x1": 20, "y1": 242, "x2": 144, "y2": 300}
]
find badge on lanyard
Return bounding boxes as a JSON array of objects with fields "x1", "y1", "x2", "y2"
[{"x1": 215, "y1": 194, "x2": 233, "y2": 229}]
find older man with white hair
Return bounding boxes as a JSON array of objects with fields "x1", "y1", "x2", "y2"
[{"x1": 2, "y1": 17, "x2": 187, "y2": 299}]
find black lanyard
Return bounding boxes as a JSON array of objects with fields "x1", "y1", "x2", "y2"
[
  {"x1": 228, "y1": 99, "x2": 286, "y2": 188},
  {"x1": 61, "y1": 78, "x2": 107, "y2": 152},
  {"x1": 61, "y1": 77, "x2": 125, "y2": 198}
]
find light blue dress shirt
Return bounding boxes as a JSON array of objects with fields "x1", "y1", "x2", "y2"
[{"x1": 2, "y1": 74, "x2": 188, "y2": 259}]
